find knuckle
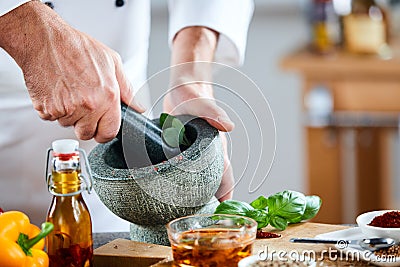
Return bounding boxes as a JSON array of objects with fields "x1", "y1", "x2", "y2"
[
  {"x1": 81, "y1": 98, "x2": 97, "y2": 112},
  {"x1": 33, "y1": 102, "x2": 44, "y2": 113},
  {"x1": 38, "y1": 112, "x2": 49, "y2": 120},
  {"x1": 106, "y1": 89, "x2": 118, "y2": 102},
  {"x1": 63, "y1": 104, "x2": 76, "y2": 117},
  {"x1": 47, "y1": 107, "x2": 63, "y2": 118},
  {"x1": 95, "y1": 130, "x2": 116, "y2": 143},
  {"x1": 112, "y1": 51, "x2": 122, "y2": 62},
  {"x1": 57, "y1": 118, "x2": 72, "y2": 127},
  {"x1": 75, "y1": 126, "x2": 94, "y2": 141}
]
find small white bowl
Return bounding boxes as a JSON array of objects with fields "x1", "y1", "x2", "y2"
[
  {"x1": 356, "y1": 210, "x2": 400, "y2": 242},
  {"x1": 238, "y1": 255, "x2": 258, "y2": 267}
]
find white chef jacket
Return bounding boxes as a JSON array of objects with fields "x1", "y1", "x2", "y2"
[{"x1": 0, "y1": 0, "x2": 254, "y2": 232}]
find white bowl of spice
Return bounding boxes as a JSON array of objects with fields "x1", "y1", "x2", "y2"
[{"x1": 356, "y1": 210, "x2": 400, "y2": 242}]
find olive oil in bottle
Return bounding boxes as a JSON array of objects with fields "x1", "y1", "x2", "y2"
[
  {"x1": 343, "y1": 0, "x2": 389, "y2": 55},
  {"x1": 45, "y1": 139, "x2": 93, "y2": 267}
]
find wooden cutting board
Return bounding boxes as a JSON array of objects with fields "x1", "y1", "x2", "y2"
[
  {"x1": 93, "y1": 238, "x2": 173, "y2": 267},
  {"x1": 94, "y1": 222, "x2": 351, "y2": 267}
]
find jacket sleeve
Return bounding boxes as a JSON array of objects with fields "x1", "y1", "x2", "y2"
[
  {"x1": 168, "y1": 0, "x2": 254, "y2": 66},
  {"x1": 0, "y1": 0, "x2": 32, "y2": 16}
]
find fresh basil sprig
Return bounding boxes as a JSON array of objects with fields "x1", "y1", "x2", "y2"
[
  {"x1": 159, "y1": 113, "x2": 191, "y2": 148},
  {"x1": 214, "y1": 190, "x2": 322, "y2": 231}
]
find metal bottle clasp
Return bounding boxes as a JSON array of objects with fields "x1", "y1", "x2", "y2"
[{"x1": 45, "y1": 148, "x2": 94, "y2": 196}]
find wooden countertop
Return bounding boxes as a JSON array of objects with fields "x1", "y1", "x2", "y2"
[{"x1": 93, "y1": 222, "x2": 377, "y2": 267}]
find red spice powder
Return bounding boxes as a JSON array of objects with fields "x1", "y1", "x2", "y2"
[
  {"x1": 256, "y1": 230, "x2": 281, "y2": 239},
  {"x1": 368, "y1": 211, "x2": 400, "y2": 228}
]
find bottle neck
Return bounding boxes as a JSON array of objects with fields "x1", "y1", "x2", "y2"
[{"x1": 50, "y1": 154, "x2": 83, "y2": 196}]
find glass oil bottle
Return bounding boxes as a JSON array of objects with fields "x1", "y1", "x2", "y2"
[{"x1": 45, "y1": 139, "x2": 93, "y2": 267}]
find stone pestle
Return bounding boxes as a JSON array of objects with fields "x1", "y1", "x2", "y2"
[{"x1": 116, "y1": 103, "x2": 181, "y2": 168}]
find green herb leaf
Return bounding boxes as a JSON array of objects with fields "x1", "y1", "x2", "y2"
[
  {"x1": 172, "y1": 117, "x2": 185, "y2": 130},
  {"x1": 250, "y1": 196, "x2": 269, "y2": 210},
  {"x1": 162, "y1": 127, "x2": 181, "y2": 148},
  {"x1": 213, "y1": 190, "x2": 322, "y2": 231},
  {"x1": 245, "y1": 209, "x2": 270, "y2": 229},
  {"x1": 160, "y1": 113, "x2": 191, "y2": 148},
  {"x1": 270, "y1": 215, "x2": 288, "y2": 230},
  {"x1": 214, "y1": 200, "x2": 254, "y2": 216},
  {"x1": 267, "y1": 190, "x2": 306, "y2": 223},
  {"x1": 159, "y1": 113, "x2": 169, "y2": 128},
  {"x1": 301, "y1": 195, "x2": 322, "y2": 221}
]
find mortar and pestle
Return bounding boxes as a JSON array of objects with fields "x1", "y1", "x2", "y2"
[{"x1": 88, "y1": 103, "x2": 224, "y2": 245}]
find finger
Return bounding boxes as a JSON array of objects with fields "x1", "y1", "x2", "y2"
[
  {"x1": 173, "y1": 98, "x2": 235, "y2": 132},
  {"x1": 215, "y1": 133, "x2": 234, "y2": 201},
  {"x1": 94, "y1": 103, "x2": 121, "y2": 143},
  {"x1": 58, "y1": 113, "x2": 83, "y2": 127},
  {"x1": 204, "y1": 110, "x2": 235, "y2": 132},
  {"x1": 73, "y1": 113, "x2": 100, "y2": 141},
  {"x1": 37, "y1": 110, "x2": 55, "y2": 121},
  {"x1": 114, "y1": 56, "x2": 146, "y2": 113},
  {"x1": 34, "y1": 102, "x2": 58, "y2": 121},
  {"x1": 216, "y1": 160, "x2": 234, "y2": 202}
]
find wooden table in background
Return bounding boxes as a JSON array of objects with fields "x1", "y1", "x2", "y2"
[{"x1": 281, "y1": 43, "x2": 400, "y2": 224}]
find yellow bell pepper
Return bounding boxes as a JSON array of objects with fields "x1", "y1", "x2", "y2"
[{"x1": 0, "y1": 211, "x2": 54, "y2": 267}]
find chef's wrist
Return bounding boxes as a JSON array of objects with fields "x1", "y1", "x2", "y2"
[
  {"x1": 171, "y1": 26, "x2": 219, "y2": 64},
  {"x1": 170, "y1": 26, "x2": 219, "y2": 90},
  {"x1": 0, "y1": 0, "x2": 52, "y2": 67}
]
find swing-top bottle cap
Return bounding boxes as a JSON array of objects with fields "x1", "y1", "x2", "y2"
[{"x1": 52, "y1": 139, "x2": 79, "y2": 154}]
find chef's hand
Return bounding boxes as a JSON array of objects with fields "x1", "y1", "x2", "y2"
[
  {"x1": 0, "y1": 1, "x2": 145, "y2": 143},
  {"x1": 163, "y1": 83, "x2": 235, "y2": 202},
  {"x1": 168, "y1": 26, "x2": 235, "y2": 202}
]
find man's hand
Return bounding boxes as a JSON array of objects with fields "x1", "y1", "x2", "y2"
[
  {"x1": 163, "y1": 83, "x2": 235, "y2": 202},
  {"x1": 168, "y1": 26, "x2": 236, "y2": 202},
  {"x1": 0, "y1": 1, "x2": 144, "y2": 143}
]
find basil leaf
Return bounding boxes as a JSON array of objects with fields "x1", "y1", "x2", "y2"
[
  {"x1": 214, "y1": 200, "x2": 254, "y2": 216},
  {"x1": 287, "y1": 215, "x2": 303, "y2": 224},
  {"x1": 245, "y1": 209, "x2": 270, "y2": 229},
  {"x1": 267, "y1": 190, "x2": 306, "y2": 221},
  {"x1": 270, "y1": 215, "x2": 288, "y2": 231},
  {"x1": 162, "y1": 127, "x2": 181, "y2": 147},
  {"x1": 172, "y1": 117, "x2": 185, "y2": 130},
  {"x1": 250, "y1": 196, "x2": 268, "y2": 210},
  {"x1": 301, "y1": 195, "x2": 322, "y2": 221},
  {"x1": 159, "y1": 113, "x2": 169, "y2": 128},
  {"x1": 160, "y1": 114, "x2": 175, "y2": 129}
]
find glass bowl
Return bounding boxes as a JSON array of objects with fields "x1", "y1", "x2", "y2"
[{"x1": 166, "y1": 214, "x2": 257, "y2": 267}]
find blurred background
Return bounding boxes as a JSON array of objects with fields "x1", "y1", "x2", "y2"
[{"x1": 148, "y1": 0, "x2": 400, "y2": 224}]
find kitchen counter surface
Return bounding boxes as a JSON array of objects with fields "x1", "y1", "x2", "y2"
[
  {"x1": 93, "y1": 223, "x2": 376, "y2": 267},
  {"x1": 92, "y1": 224, "x2": 358, "y2": 249}
]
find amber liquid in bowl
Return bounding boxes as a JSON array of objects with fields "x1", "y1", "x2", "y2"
[{"x1": 171, "y1": 228, "x2": 253, "y2": 267}]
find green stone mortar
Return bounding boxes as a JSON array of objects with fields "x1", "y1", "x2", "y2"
[{"x1": 88, "y1": 109, "x2": 224, "y2": 245}]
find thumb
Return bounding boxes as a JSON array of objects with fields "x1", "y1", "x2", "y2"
[
  {"x1": 204, "y1": 105, "x2": 235, "y2": 132},
  {"x1": 178, "y1": 98, "x2": 235, "y2": 132}
]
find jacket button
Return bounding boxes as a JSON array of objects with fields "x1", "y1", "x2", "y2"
[
  {"x1": 44, "y1": 1, "x2": 54, "y2": 9},
  {"x1": 115, "y1": 0, "x2": 124, "y2": 7}
]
